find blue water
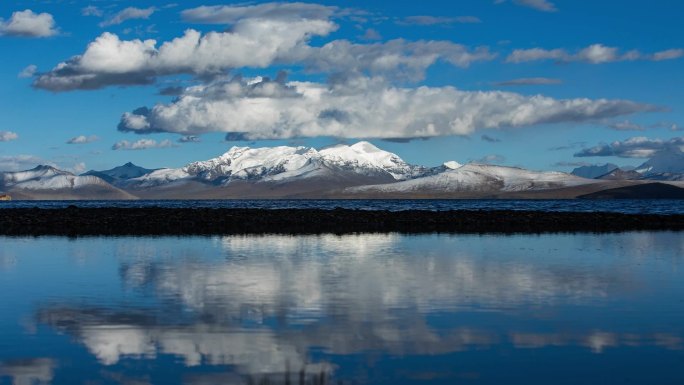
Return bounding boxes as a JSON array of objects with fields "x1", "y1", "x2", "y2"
[
  {"x1": 2, "y1": 199, "x2": 684, "y2": 214},
  {"x1": 1, "y1": 233, "x2": 683, "y2": 384}
]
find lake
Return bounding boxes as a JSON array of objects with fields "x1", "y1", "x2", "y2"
[
  {"x1": 3, "y1": 199, "x2": 684, "y2": 214},
  {"x1": 1, "y1": 233, "x2": 683, "y2": 384}
]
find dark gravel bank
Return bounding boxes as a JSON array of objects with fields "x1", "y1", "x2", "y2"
[{"x1": 1, "y1": 207, "x2": 684, "y2": 236}]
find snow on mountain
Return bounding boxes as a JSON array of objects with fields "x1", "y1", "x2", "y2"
[
  {"x1": 126, "y1": 141, "x2": 426, "y2": 188},
  {"x1": 349, "y1": 163, "x2": 595, "y2": 194},
  {"x1": 318, "y1": 141, "x2": 426, "y2": 179},
  {"x1": 443, "y1": 161, "x2": 463, "y2": 170},
  {"x1": 1, "y1": 165, "x2": 114, "y2": 191},
  {"x1": 571, "y1": 164, "x2": 619, "y2": 179},
  {"x1": 636, "y1": 148, "x2": 684, "y2": 176}
]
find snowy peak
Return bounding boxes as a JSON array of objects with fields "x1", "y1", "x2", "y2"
[
  {"x1": 186, "y1": 145, "x2": 320, "y2": 181},
  {"x1": 319, "y1": 141, "x2": 424, "y2": 180},
  {"x1": 443, "y1": 161, "x2": 463, "y2": 170},
  {"x1": 1, "y1": 165, "x2": 112, "y2": 191}
]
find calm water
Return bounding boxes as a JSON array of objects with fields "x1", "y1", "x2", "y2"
[
  {"x1": 1, "y1": 233, "x2": 684, "y2": 384},
  {"x1": 3, "y1": 199, "x2": 684, "y2": 214}
]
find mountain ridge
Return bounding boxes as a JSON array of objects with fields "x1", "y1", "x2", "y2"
[{"x1": 3, "y1": 142, "x2": 684, "y2": 199}]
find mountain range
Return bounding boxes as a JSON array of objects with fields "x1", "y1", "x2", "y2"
[{"x1": 2, "y1": 142, "x2": 684, "y2": 199}]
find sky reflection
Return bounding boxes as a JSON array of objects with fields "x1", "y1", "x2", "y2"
[{"x1": 1, "y1": 233, "x2": 683, "y2": 384}]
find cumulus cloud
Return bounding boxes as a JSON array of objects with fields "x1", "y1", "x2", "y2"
[
  {"x1": 574, "y1": 136, "x2": 684, "y2": 158},
  {"x1": 117, "y1": 74, "x2": 657, "y2": 140},
  {"x1": 181, "y1": 2, "x2": 337, "y2": 24},
  {"x1": 18, "y1": 64, "x2": 37, "y2": 78},
  {"x1": 67, "y1": 135, "x2": 99, "y2": 144},
  {"x1": 0, "y1": 131, "x2": 19, "y2": 142},
  {"x1": 496, "y1": 0, "x2": 557, "y2": 12},
  {"x1": 0, "y1": 9, "x2": 59, "y2": 37},
  {"x1": 33, "y1": 3, "x2": 494, "y2": 91},
  {"x1": 493, "y1": 77, "x2": 562, "y2": 86},
  {"x1": 32, "y1": 17, "x2": 337, "y2": 91},
  {"x1": 507, "y1": 44, "x2": 684, "y2": 63},
  {"x1": 99, "y1": 7, "x2": 156, "y2": 27},
  {"x1": 112, "y1": 139, "x2": 175, "y2": 150},
  {"x1": 397, "y1": 15, "x2": 482, "y2": 25}
]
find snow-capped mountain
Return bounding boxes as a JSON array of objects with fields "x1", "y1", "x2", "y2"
[
  {"x1": 125, "y1": 141, "x2": 427, "y2": 189},
  {"x1": 571, "y1": 164, "x2": 619, "y2": 179},
  {"x1": 0, "y1": 165, "x2": 132, "y2": 199},
  {"x1": 636, "y1": 148, "x2": 684, "y2": 178},
  {"x1": 348, "y1": 163, "x2": 595, "y2": 195},
  {"x1": 82, "y1": 162, "x2": 157, "y2": 186}
]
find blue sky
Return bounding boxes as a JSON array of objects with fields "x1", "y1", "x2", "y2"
[{"x1": 0, "y1": 0, "x2": 682, "y2": 173}]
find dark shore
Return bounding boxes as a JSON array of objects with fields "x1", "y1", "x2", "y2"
[{"x1": 1, "y1": 207, "x2": 684, "y2": 236}]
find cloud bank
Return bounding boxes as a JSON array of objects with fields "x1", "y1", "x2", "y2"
[
  {"x1": 112, "y1": 139, "x2": 175, "y2": 150},
  {"x1": 575, "y1": 136, "x2": 684, "y2": 158},
  {"x1": 0, "y1": 9, "x2": 58, "y2": 37},
  {"x1": 507, "y1": 44, "x2": 684, "y2": 63},
  {"x1": 117, "y1": 75, "x2": 656, "y2": 140}
]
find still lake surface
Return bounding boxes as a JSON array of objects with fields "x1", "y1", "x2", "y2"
[
  {"x1": 1, "y1": 233, "x2": 683, "y2": 384},
  {"x1": 4, "y1": 199, "x2": 684, "y2": 214}
]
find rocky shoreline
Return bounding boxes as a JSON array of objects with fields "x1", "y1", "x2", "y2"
[{"x1": 1, "y1": 207, "x2": 683, "y2": 236}]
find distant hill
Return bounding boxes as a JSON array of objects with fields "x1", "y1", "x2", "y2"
[
  {"x1": 571, "y1": 163, "x2": 619, "y2": 179},
  {"x1": 83, "y1": 162, "x2": 157, "y2": 187},
  {"x1": 578, "y1": 183, "x2": 684, "y2": 199}
]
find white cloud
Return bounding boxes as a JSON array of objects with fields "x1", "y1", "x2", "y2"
[
  {"x1": 34, "y1": 17, "x2": 493, "y2": 91},
  {"x1": 507, "y1": 44, "x2": 684, "y2": 64},
  {"x1": 493, "y1": 77, "x2": 562, "y2": 86},
  {"x1": 0, "y1": 155, "x2": 47, "y2": 171},
  {"x1": 18, "y1": 64, "x2": 37, "y2": 78},
  {"x1": 112, "y1": 139, "x2": 175, "y2": 150},
  {"x1": 178, "y1": 135, "x2": 200, "y2": 143},
  {"x1": 81, "y1": 6, "x2": 103, "y2": 17},
  {"x1": 650, "y1": 49, "x2": 684, "y2": 61},
  {"x1": 0, "y1": 131, "x2": 19, "y2": 141},
  {"x1": 575, "y1": 136, "x2": 684, "y2": 158},
  {"x1": 607, "y1": 120, "x2": 645, "y2": 131},
  {"x1": 181, "y1": 2, "x2": 337, "y2": 24},
  {"x1": 496, "y1": 0, "x2": 557, "y2": 12},
  {"x1": 0, "y1": 9, "x2": 59, "y2": 37},
  {"x1": 67, "y1": 135, "x2": 99, "y2": 144},
  {"x1": 99, "y1": 7, "x2": 156, "y2": 27},
  {"x1": 514, "y1": 0, "x2": 557, "y2": 12},
  {"x1": 117, "y1": 75, "x2": 656, "y2": 140},
  {"x1": 33, "y1": 16, "x2": 338, "y2": 91}
]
